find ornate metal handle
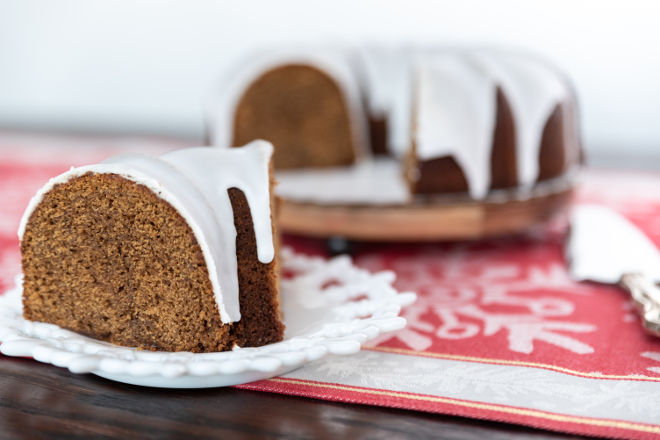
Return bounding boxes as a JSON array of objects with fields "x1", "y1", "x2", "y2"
[{"x1": 621, "y1": 273, "x2": 660, "y2": 336}]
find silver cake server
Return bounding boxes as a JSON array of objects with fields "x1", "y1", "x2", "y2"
[{"x1": 567, "y1": 204, "x2": 660, "y2": 336}]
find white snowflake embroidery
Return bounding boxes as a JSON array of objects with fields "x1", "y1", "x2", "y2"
[
  {"x1": 361, "y1": 244, "x2": 598, "y2": 355},
  {"x1": 641, "y1": 351, "x2": 660, "y2": 374}
]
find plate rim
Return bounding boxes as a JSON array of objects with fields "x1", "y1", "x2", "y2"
[{"x1": 0, "y1": 249, "x2": 415, "y2": 388}]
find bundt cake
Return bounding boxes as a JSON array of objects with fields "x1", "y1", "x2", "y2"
[
  {"x1": 19, "y1": 141, "x2": 284, "y2": 353},
  {"x1": 207, "y1": 47, "x2": 581, "y2": 201}
]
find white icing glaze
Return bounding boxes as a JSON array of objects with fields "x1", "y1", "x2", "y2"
[
  {"x1": 206, "y1": 48, "x2": 370, "y2": 161},
  {"x1": 568, "y1": 205, "x2": 660, "y2": 284},
  {"x1": 562, "y1": 93, "x2": 582, "y2": 171},
  {"x1": 414, "y1": 53, "x2": 497, "y2": 199},
  {"x1": 469, "y1": 51, "x2": 571, "y2": 187},
  {"x1": 18, "y1": 141, "x2": 275, "y2": 324},
  {"x1": 276, "y1": 157, "x2": 409, "y2": 205},
  {"x1": 276, "y1": 159, "x2": 577, "y2": 206},
  {"x1": 520, "y1": 55, "x2": 582, "y2": 173},
  {"x1": 161, "y1": 144, "x2": 274, "y2": 264},
  {"x1": 353, "y1": 46, "x2": 414, "y2": 156}
]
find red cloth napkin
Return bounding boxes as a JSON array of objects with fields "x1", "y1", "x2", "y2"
[{"x1": 2, "y1": 132, "x2": 660, "y2": 439}]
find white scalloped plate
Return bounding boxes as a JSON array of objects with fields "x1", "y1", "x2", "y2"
[{"x1": 0, "y1": 248, "x2": 415, "y2": 388}]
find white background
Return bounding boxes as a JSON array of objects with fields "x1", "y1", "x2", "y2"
[{"x1": 0, "y1": 0, "x2": 659, "y2": 159}]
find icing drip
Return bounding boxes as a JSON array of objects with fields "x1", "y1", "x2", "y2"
[
  {"x1": 562, "y1": 95, "x2": 582, "y2": 171},
  {"x1": 18, "y1": 141, "x2": 275, "y2": 324},
  {"x1": 354, "y1": 46, "x2": 414, "y2": 157},
  {"x1": 161, "y1": 143, "x2": 274, "y2": 265},
  {"x1": 207, "y1": 49, "x2": 370, "y2": 161},
  {"x1": 207, "y1": 47, "x2": 580, "y2": 201},
  {"x1": 414, "y1": 54, "x2": 497, "y2": 199},
  {"x1": 470, "y1": 51, "x2": 570, "y2": 187}
]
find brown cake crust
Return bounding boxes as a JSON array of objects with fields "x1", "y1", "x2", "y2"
[
  {"x1": 368, "y1": 115, "x2": 389, "y2": 156},
  {"x1": 406, "y1": 96, "x2": 570, "y2": 196},
  {"x1": 21, "y1": 173, "x2": 283, "y2": 352},
  {"x1": 407, "y1": 153, "x2": 469, "y2": 195},
  {"x1": 232, "y1": 64, "x2": 357, "y2": 169},
  {"x1": 229, "y1": 187, "x2": 284, "y2": 347},
  {"x1": 537, "y1": 104, "x2": 568, "y2": 181},
  {"x1": 490, "y1": 88, "x2": 518, "y2": 189}
]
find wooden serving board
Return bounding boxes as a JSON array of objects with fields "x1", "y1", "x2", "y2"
[{"x1": 279, "y1": 187, "x2": 574, "y2": 241}]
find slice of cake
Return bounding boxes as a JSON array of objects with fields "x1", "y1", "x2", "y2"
[{"x1": 18, "y1": 141, "x2": 284, "y2": 352}]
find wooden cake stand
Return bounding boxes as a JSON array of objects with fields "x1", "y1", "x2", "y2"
[{"x1": 279, "y1": 186, "x2": 574, "y2": 242}]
